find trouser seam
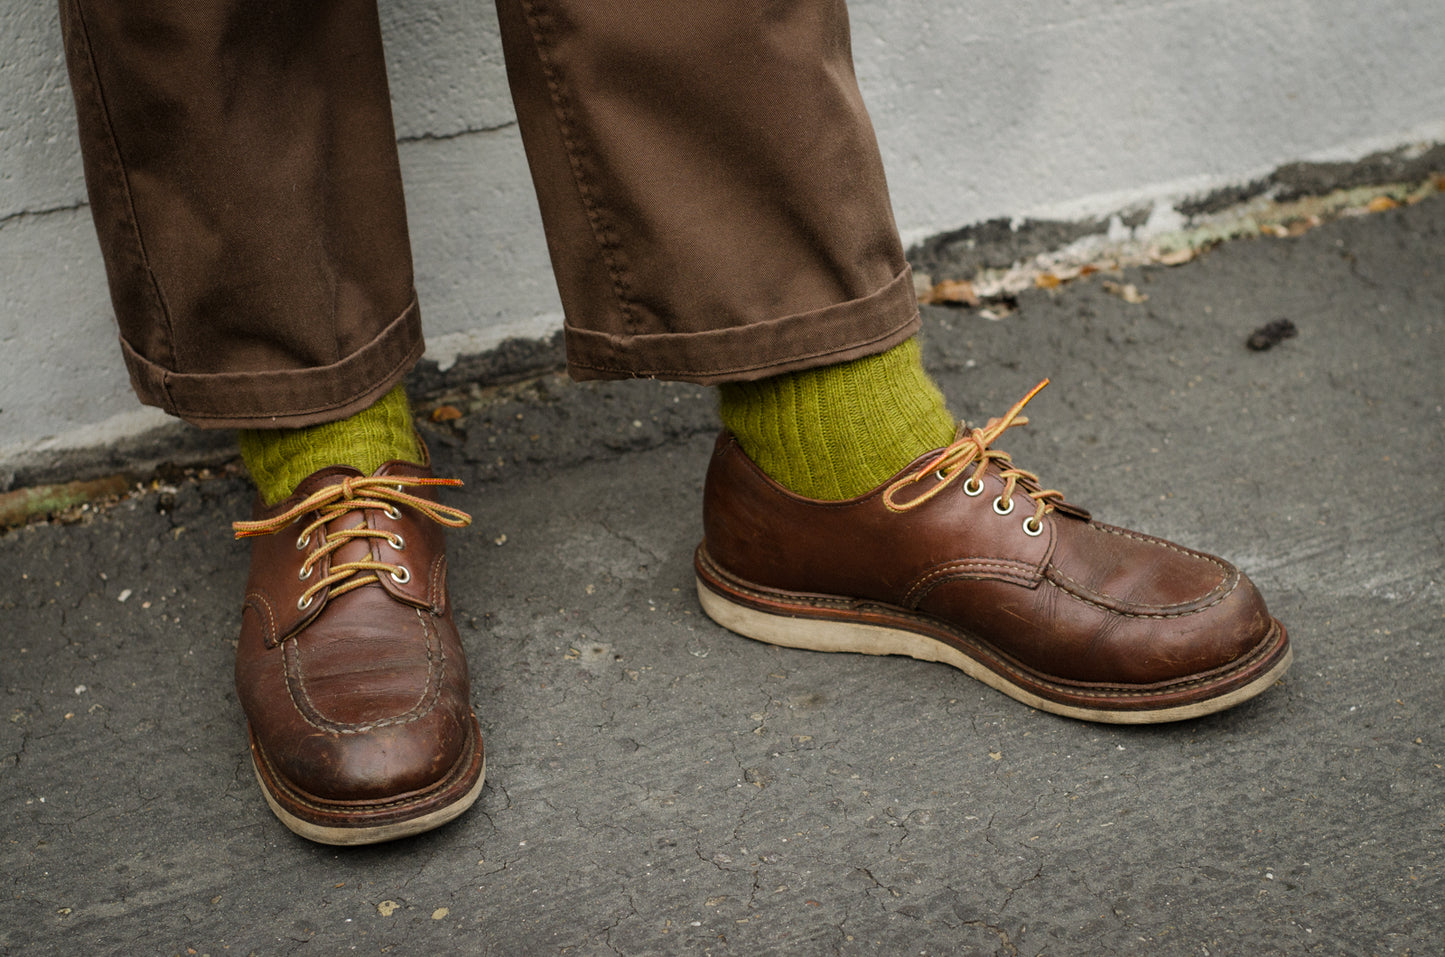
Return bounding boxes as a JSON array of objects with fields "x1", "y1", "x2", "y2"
[
  {"x1": 67, "y1": 0, "x2": 178, "y2": 384},
  {"x1": 517, "y1": 0, "x2": 639, "y2": 333}
]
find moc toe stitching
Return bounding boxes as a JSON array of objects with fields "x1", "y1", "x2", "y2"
[
  {"x1": 1042, "y1": 565, "x2": 1238, "y2": 620},
  {"x1": 281, "y1": 607, "x2": 447, "y2": 735}
]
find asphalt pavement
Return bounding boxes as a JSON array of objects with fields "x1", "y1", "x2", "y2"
[{"x1": 2, "y1": 195, "x2": 1443, "y2": 955}]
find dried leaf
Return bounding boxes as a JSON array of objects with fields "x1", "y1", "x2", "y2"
[
  {"x1": 1260, "y1": 223, "x2": 1291, "y2": 238},
  {"x1": 922, "y1": 278, "x2": 979, "y2": 307},
  {"x1": 978, "y1": 301, "x2": 1016, "y2": 321},
  {"x1": 1366, "y1": 195, "x2": 1399, "y2": 213},
  {"x1": 1153, "y1": 247, "x2": 1196, "y2": 266},
  {"x1": 1034, "y1": 273, "x2": 1062, "y2": 289},
  {"x1": 429, "y1": 404, "x2": 463, "y2": 422},
  {"x1": 1102, "y1": 280, "x2": 1148, "y2": 304}
]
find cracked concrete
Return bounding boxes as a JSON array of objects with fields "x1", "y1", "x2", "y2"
[{"x1": 2, "y1": 197, "x2": 1444, "y2": 954}]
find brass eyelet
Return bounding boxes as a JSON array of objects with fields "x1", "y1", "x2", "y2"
[
  {"x1": 388, "y1": 533, "x2": 405, "y2": 550},
  {"x1": 298, "y1": 564, "x2": 313, "y2": 581},
  {"x1": 1023, "y1": 516, "x2": 1044, "y2": 537},
  {"x1": 390, "y1": 565, "x2": 411, "y2": 585},
  {"x1": 295, "y1": 532, "x2": 310, "y2": 550},
  {"x1": 297, "y1": 594, "x2": 313, "y2": 611},
  {"x1": 992, "y1": 496, "x2": 1015, "y2": 516},
  {"x1": 384, "y1": 505, "x2": 401, "y2": 521},
  {"x1": 963, "y1": 476, "x2": 984, "y2": 497}
]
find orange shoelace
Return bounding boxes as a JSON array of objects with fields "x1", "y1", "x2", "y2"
[
  {"x1": 233, "y1": 475, "x2": 472, "y2": 610},
  {"x1": 883, "y1": 379, "x2": 1066, "y2": 532}
]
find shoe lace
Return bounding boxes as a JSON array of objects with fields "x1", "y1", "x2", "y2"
[
  {"x1": 232, "y1": 475, "x2": 472, "y2": 609},
  {"x1": 883, "y1": 379, "x2": 1066, "y2": 529}
]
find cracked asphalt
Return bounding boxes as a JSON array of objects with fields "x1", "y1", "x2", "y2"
[{"x1": 3, "y1": 196, "x2": 1443, "y2": 955}]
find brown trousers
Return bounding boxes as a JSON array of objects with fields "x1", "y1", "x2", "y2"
[{"x1": 60, "y1": 0, "x2": 920, "y2": 429}]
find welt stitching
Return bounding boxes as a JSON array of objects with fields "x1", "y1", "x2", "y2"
[
  {"x1": 700, "y1": 554, "x2": 1284, "y2": 700},
  {"x1": 254, "y1": 725, "x2": 478, "y2": 814}
]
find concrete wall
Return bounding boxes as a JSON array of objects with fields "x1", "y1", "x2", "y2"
[{"x1": 3, "y1": 0, "x2": 1444, "y2": 480}]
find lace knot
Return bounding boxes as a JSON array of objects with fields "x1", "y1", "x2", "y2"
[
  {"x1": 883, "y1": 379, "x2": 1066, "y2": 526},
  {"x1": 232, "y1": 474, "x2": 472, "y2": 609}
]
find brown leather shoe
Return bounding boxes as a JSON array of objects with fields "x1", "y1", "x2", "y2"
[
  {"x1": 231, "y1": 459, "x2": 484, "y2": 844},
  {"x1": 696, "y1": 381, "x2": 1292, "y2": 724}
]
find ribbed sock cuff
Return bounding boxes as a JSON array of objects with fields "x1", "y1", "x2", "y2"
[
  {"x1": 718, "y1": 338, "x2": 955, "y2": 500},
  {"x1": 238, "y1": 383, "x2": 423, "y2": 506}
]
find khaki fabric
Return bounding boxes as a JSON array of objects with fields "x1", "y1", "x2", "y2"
[{"x1": 61, "y1": 0, "x2": 920, "y2": 428}]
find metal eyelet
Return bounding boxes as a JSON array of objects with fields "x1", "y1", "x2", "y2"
[
  {"x1": 297, "y1": 594, "x2": 313, "y2": 611},
  {"x1": 1022, "y1": 515, "x2": 1044, "y2": 537},
  {"x1": 295, "y1": 532, "x2": 310, "y2": 550},
  {"x1": 298, "y1": 564, "x2": 313, "y2": 581},
  {"x1": 388, "y1": 533, "x2": 405, "y2": 550},
  {"x1": 384, "y1": 505, "x2": 401, "y2": 520},
  {"x1": 992, "y1": 496, "x2": 1015, "y2": 516},
  {"x1": 390, "y1": 565, "x2": 411, "y2": 585},
  {"x1": 963, "y1": 476, "x2": 984, "y2": 497}
]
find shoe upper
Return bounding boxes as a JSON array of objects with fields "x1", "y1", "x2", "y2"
[
  {"x1": 234, "y1": 461, "x2": 477, "y2": 802},
  {"x1": 701, "y1": 431, "x2": 1276, "y2": 686}
]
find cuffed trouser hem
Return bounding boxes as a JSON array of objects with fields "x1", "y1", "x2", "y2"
[
  {"x1": 564, "y1": 266, "x2": 921, "y2": 384},
  {"x1": 120, "y1": 298, "x2": 425, "y2": 430}
]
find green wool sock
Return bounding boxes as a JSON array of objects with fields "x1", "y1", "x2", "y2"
[
  {"x1": 718, "y1": 338, "x2": 956, "y2": 500},
  {"x1": 238, "y1": 383, "x2": 424, "y2": 506}
]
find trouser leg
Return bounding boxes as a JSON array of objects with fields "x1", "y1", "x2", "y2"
[
  {"x1": 495, "y1": 0, "x2": 920, "y2": 383},
  {"x1": 59, "y1": 0, "x2": 421, "y2": 429}
]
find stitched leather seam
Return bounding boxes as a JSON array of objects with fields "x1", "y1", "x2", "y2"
[
  {"x1": 244, "y1": 591, "x2": 278, "y2": 647},
  {"x1": 904, "y1": 560, "x2": 1042, "y2": 607},
  {"x1": 1089, "y1": 522, "x2": 1230, "y2": 571},
  {"x1": 429, "y1": 554, "x2": 446, "y2": 611},
  {"x1": 518, "y1": 0, "x2": 638, "y2": 328},
  {"x1": 282, "y1": 608, "x2": 446, "y2": 734},
  {"x1": 1045, "y1": 567, "x2": 1237, "y2": 619}
]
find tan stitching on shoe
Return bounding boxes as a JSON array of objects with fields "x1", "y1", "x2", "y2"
[
  {"x1": 429, "y1": 553, "x2": 447, "y2": 613},
  {"x1": 904, "y1": 558, "x2": 1044, "y2": 607},
  {"x1": 281, "y1": 607, "x2": 447, "y2": 735},
  {"x1": 1088, "y1": 522, "x2": 1232, "y2": 568},
  {"x1": 243, "y1": 591, "x2": 279, "y2": 647},
  {"x1": 1043, "y1": 566, "x2": 1238, "y2": 619}
]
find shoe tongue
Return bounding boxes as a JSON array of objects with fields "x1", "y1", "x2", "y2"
[{"x1": 326, "y1": 512, "x2": 377, "y2": 568}]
